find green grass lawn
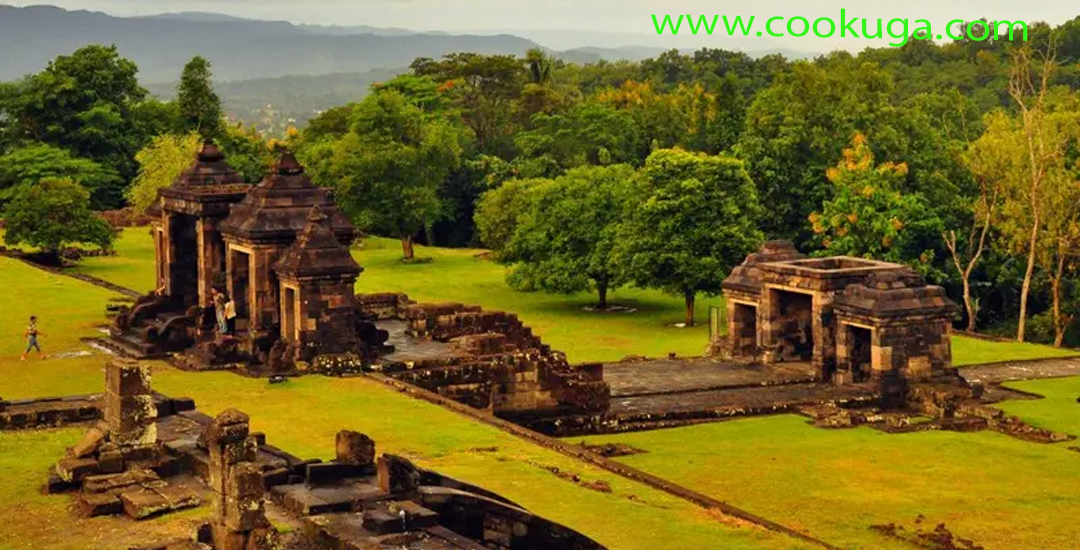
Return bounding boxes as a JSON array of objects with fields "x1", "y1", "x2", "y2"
[
  {"x1": 72, "y1": 226, "x2": 158, "y2": 293},
  {"x1": 568, "y1": 415, "x2": 1080, "y2": 550},
  {"x1": 998, "y1": 377, "x2": 1080, "y2": 436}
]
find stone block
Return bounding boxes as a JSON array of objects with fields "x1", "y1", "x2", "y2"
[
  {"x1": 106, "y1": 361, "x2": 152, "y2": 396},
  {"x1": 377, "y1": 455, "x2": 419, "y2": 495},
  {"x1": 45, "y1": 472, "x2": 76, "y2": 494},
  {"x1": 305, "y1": 462, "x2": 369, "y2": 485},
  {"x1": 99, "y1": 449, "x2": 125, "y2": 474},
  {"x1": 171, "y1": 397, "x2": 197, "y2": 413},
  {"x1": 71, "y1": 425, "x2": 107, "y2": 458},
  {"x1": 121, "y1": 488, "x2": 172, "y2": 519},
  {"x1": 227, "y1": 463, "x2": 266, "y2": 500},
  {"x1": 207, "y1": 409, "x2": 250, "y2": 445},
  {"x1": 391, "y1": 500, "x2": 440, "y2": 530},
  {"x1": 362, "y1": 508, "x2": 404, "y2": 535},
  {"x1": 335, "y1": 430, "x2": 375, "y2": 467},
  {"x1": 223, "y1": 496, "x2": 270, "y2": 532},
  {"x1": 111, "y1": 424, "x2": 158, "y2": 447},
  {"x1": 262, "y1": 467, "x2": 290, "y2": 488},
  {"x1": 80, "y1": 490, "x2": 123, "y2": 517},
  {"x1": 56, "y1": 457, "x2": 101, "y2": 483}
]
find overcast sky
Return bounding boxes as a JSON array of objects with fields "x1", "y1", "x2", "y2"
[{"x1": 10, "y1": 0, "x2": 1079, "y2": 50}]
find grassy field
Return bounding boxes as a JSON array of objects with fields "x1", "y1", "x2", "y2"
[
  {"x1": 999, "y1": 377, "x2": 1080, "y2": 435},
  {"x1": 568, "y1": 415, "x2": 1080, "y2": 550},
  {"x1": 4, "y1": 228, "x2": 1080, "y2": 550},
  {"x1": 0, "y1": 254, "x2": 813, "y2": 550}
]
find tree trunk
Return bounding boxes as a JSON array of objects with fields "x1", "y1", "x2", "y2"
[
  {"x1": 1052, "y1": 251, "x2": 1066, "y2": 348},
  {"x1": 400, "y1": 235, "x2": 415, "y2": 260},
  {"x1": 1017, "y1": 217, "x2": 1039, "y2": 342},
  {"x1": 684, "y1": 292, "x2": 696, "y2": 327},
  {"x1": 597, "y1": 281, "x2": 608, "y2": 309},
  {"x1": 962, "y1": 277, "x2": 977, "y2": 333}
]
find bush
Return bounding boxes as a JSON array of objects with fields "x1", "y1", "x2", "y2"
[{"x1": 2, "y1": 178, "x2": 116, "y2": 259}]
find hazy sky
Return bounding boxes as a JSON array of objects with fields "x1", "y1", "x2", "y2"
[{"x1": 11, "y1": 0, "x2": 1080, "y2": 50}]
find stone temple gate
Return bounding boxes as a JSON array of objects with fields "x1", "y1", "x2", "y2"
[{"x1": 720, "y1": 241, "x2": 959, "y2": 389}]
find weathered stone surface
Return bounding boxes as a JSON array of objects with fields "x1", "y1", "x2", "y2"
[
  {"x1": 80, "y1": 490, "x2": 123, "y2": 517},
  {"x1": 377, "y1": 455, "x2": 419, "y2": 495},
  {"x1": 335, "y1": 430, "x2": 375, "y2": 467},
  {"x1": 57, "y1": 457, "x2": 101, "y2": 482},
  {"x1": 121, "y1": 488, "x2": 172, "y2": 519},
  {"x1": 71, "y1": 425, "x2": 107, "y2": 458}
]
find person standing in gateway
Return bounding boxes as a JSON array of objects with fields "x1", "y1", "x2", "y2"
[
  {"x1": 224, "y1": 296, "x2": 238, "y2": 335},
  {"x1": 20, "y1": 315, "x2": 46, "y2": 360}
]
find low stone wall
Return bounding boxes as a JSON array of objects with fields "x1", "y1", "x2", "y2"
[{"x1": 367, "y1": 294, "x2": 612, "y2": 418}]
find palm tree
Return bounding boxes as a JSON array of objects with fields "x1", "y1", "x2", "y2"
[{"x1": 525, "y1": 48, "x2": 555, "y2": 86}]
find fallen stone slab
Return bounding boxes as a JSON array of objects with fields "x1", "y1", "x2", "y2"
[
  {"x1": 80, "y1": 490, "x2": 123, "y2": 517},
  {"x1": 56, "y1": 457, "x2": 101, "y2": 482},
  {"x1": 121, "y1": 488, "x2": 172, "y2": 519}
]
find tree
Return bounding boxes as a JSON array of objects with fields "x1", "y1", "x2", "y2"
[
  {"x1": 410, "y1": 53, "x2": 524, "y2": 155},
  {"x1": 985, "y1": 46, "x2": 1076, "y2": 342},
  {"x1": 218, "y1": 123, "x2": 274, "y2": 183},
  {"x1": 473, "y1": 178, "x2": 546, "y2": 255},
  {"x1": 177, "y1": 56, "x2": 224, "y2": 139},
  {"x1": 500, "y1": 165, "x2": 638, "y2": 307},
  {"x1": 809, "y1": 133, "x2": 944, "y2": 278},
  {"x1": 2, "y1": 178, "x2": 114, "y2": 259},
  {"x1": 947, "y1": 140, "x2": 1005, "y2": 332},
  {"x1": 0, "y1": 143, "x2": 122, "y2": 210},
  {"x1": 616, "y1": 149, "x2": 764, "y2": 326},
  {"x1": 0, "y1": 46, "x2": 149, "y2": 202},
  {"x1": 320, "y1": 89, "x2": 465, "y2": 259},
  {"x1": 126, "y1": 132, "x2": 202, "y2": 213}
]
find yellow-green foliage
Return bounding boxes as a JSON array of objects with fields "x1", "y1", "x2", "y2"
[{"x1": 126, "y1": 132, "x2": 201, "y2": 213}]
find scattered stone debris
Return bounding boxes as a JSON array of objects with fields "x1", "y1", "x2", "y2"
[
  {"x1": 871, "y1": 520, "x2": 985, "y2": 550},
  {"x1": 527, "y1": 461, "x2": 614, "y2": 494},
  {"x1": 576, "y1": 442, "x2": 647, "y2": 458}
]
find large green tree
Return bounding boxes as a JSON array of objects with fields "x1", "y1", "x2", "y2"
[
  {"x1": 0, "y1": 143, "x2": 122, "y2": 210},
  {"x1": 2, "y1": 178, "x2": 115, "y2": 260},
  {"x1": 315, "y1": 89, "x2": 466, "y2": 259},
  {"x1": 177, "y1": 56, "x2": 225, "y2": 139},
  {"x1": 501, "y1": 165, "x2": 638, "y2": 308},
  {"x1": 0, "y1": 46, "x2": 152, "y2": 205},
  {"x1": 616, "y1": 149, "x2": 764, "y2": 326}
]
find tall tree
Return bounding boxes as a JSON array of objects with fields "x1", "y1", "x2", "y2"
[
  {"x1": 500, "y1": 165, "x2": 638, "y2": 308},
  {"x1": 0, "y1": 45, "x2": 149, "y2": 201},
  {"x1": 177, "y1": 56, "x2": 224, "y2": 139},
  {"x1": 616, "y1": 149, "x2": 764, "y2": 326},
  {"x1": 317, "y1": 89, "x2": 465, "y2": 259}
]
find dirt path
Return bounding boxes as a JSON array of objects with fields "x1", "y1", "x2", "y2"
[{"x1": 959, "y1": 357, "x2": 1080, "y2": 385}]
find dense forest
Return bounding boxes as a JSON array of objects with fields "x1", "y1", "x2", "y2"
[{"x1": 3, "y1": 18, "x2": 1080, "y2": 346}]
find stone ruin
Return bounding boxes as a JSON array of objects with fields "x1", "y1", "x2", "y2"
[
  {"x1": 108, "y1": 142, "x2": 367, "y2": 370},
  {"x1": 718, "y1": 240, "x2": 961, "y2": 404},
  {"x1": 39, "y1": 358, "x2": 608, "y2": 550},
  {"x1": 102, "y1": 143, "x2": 607, "y2": 422},
  {"x1": 356, "y1": 293, "x2": 610, "y2": 418},
  {"x1": 48, "y1": 359, "x2": 200, "y2": 520}
]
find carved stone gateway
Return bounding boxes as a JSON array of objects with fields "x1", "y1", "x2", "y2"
[{"x1": 719, "y1": 241, "x2": 959, "y2": 390}]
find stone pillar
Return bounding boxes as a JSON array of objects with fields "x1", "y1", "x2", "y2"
[
  {"x1": 377, "y1": 454, "x2": 420, "y2": 498},
  {"x1": 758, "y1": 288, "x2": 781, "y2": 364},
  {"x1": 196, "y1": 217, "x2": 222, "y2": 309},
  {"x1": 104, "y1": 359, "x2": 156, "y2": 446},
  {"x1": 336, "y1": 430, "x2": 376, "y2": 468},
  {"x1": 249, "y1": 248, "x2": 281, "y2": 341},
  {"x1": 206, "y1": 409, "x2": 277, "y2": 550},
  {"x1": 810, "y1": 292, "x2": 835, "y2": 381},
  {"x1": 162, "y1": 213, "x2": 175, "y2": 298}
]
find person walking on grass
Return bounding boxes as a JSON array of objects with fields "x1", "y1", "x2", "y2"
[{"x1": 20, "y1": 315, "x2": 46, "y2": 361}]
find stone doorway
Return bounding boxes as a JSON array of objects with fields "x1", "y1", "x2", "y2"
[
  {"x1": 168, "y1": 214, "x2": 198, "y2": 307},
  {"x1": 281, "y1": 286, "x2": 297, "y2": 343},
  {"x1": 847, "y1": 325, "x2": 873, "y2": 382},
  {"x1": 229, "y1": 249, "x2": 251, "y2": 333},
  {"x1": 773, "y1": 290, "x2": 813, "y2": 362},
  {"x1": 730, "y1": 303, "x2": 758, "y2": 356}
]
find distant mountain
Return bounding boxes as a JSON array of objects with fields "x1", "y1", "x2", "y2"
[
  {"x1": 133, "y1": 12, "x2": 258, "y2": 24},
  {"x1": 297, "y1": 23, "x2": 450, "y2": 37},
  {"x1": 558, "y1": 46, "x2": 671, "y2": 64},
  {"x1": 0, "y1": 5, "x2": 541, "y2": 83}
]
